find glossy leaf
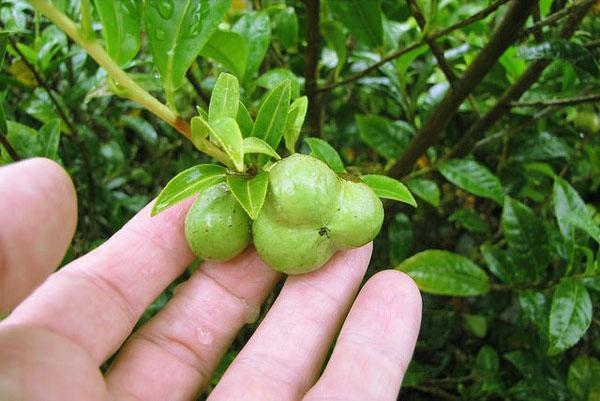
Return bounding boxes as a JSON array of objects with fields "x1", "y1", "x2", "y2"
[
  {"x1": 396, "y1": 250, "x2": 490, "y2": 296},
  {"x1": 439, "y1": 159, "x2": 504, "y2": 204},
  {"x1": 226, "y1": 171, "x2": 268, "y2": 220},
  {"x1": 94, "y1": 0, "x2": 142, "y2": 66},
  {"x1": 144, "y1": 0, "x2": 231, "y2": 97},
  {"x1": 328, "y1": 0, "x2": 383, "y2": 48},
  {"x1": 553, "y1": 177, "x2": 591, "y2": 243},
  {"x1": 208, "y1": 73, "x2": 240, "y2": 124},
  {"x1": 321, "y1": 20, "x2": 346, "y2": 77},
  {"x1": 304, "y1": 137, "x2": 345, "y2": 174},
  {"x1": 211, "y1": 117, "x2": 244, "y2": 172},
  {"x1": 567, "y1": 356, "x2": 600, "y2": 401},
  {"x1": 236, "y1": 101, "x2": 253, "y2": 138},
  {"x1": 122, "y1": 115, "x2": 158, "y2": 144},
  {"x1": 152, "y1": 164, "x2": 227, "y2": 216},
  {"x1": 356, "y1": 115, "x2": 414, "y2": 160},
  {"x1": 272, "y1": 7, "x2": 298, "y2": 50},
  {"x1": 502, "y1": 197, "x2": 550, "y2": 275},
  {"x1": 406, "y1": 178, "x2": 440, "y2": 208},
  {"x1": 232, "y1": 11, "x2": 270, "y2": 82},
  {"x1": 199, "y1": 30, "x2": 248, "y2": 80},
  {"x1": 37, "y1": 119, "x2": 60, "y2": 160},
  {"x1": 481, "y1": 244, "x2": 533, "y2": 284},
  {"x1": 563, "y1": 212, "x2": 600, "y2": 245},
  {"x1": 518, "y1": 40, "x2": 599, "y2": 76},
  {"x1": 242, "y1": 137, "x2": 280, "y2": 160},
  {"x1": 256, "y1": 68, "x2": 301, "y2": 99},
  {"x1": 190, "y1": 115, "x2": 213, "y2": 149},
  {"x1": 283, "y1": 96, "x2": 307, "y2": 154},
  {"x1": 449, "y1": 209, "x2": 489, "y2": 234},
  {"x1": 251, "y1": 80, "x2": 291, "y2": 150},
  {"x1": 548, "y1": 279, "x2": 592, "y2": 355},
  {"x1": 360, "y1": 175, "x2": 417, "y2": 207},
  {"x1": 388, "y1": 213, "x2": 413, "y2": 265}
]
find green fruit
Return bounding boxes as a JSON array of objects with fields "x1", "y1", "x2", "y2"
[
  {"x1": 328, "y1": 179, "x2": 384, "y2": 249},
  {"x1": 185, "y1": 183, "x2": 250, "y2": 261},
  {"x1": 268, "y1": 153, "x2": 340, "y2": 226},
  {"x1": 574, "y1": 110, "x2": 600, "y2": 135}
]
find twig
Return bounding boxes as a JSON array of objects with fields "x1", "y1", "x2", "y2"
[
  {"x1": 318, "y1": 0, "x2": 511, "y2": 92},
  {"x1": 511, "y1": 93, "x2": 600, "y2": 107},
  {"x1": 521, "y1": 0, "x2": 595, "y2": 38},
  {"x1": 410, "y1": 385, "x2": 462, "y2": 401},
  {"x1": 531, "y1": 3, "x2": 544, "y2": 42},
  {"x1": 0, "y1": 130, "x2": 21, "y2": 161},
  {"x1": 387, "y1": 0, "x2": 536, "y2": 179},
  {"x1": 304, "y1": 0, "x2": 322, "y2": 136}
]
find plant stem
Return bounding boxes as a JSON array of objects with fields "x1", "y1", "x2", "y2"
[
  {"x1": 511, "y1": 93, "x2": 600, "y2": 108},
  {"x1": 28, "y1": 0, "x2": 231, "y2": 167},
  {"x1": 0, "y1": 130, "x2": 21, "y2": 161}
]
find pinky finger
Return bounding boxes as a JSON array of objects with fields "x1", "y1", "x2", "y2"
[{"x1": 303, "y1": 270, "x2": 422, "y2": 401}]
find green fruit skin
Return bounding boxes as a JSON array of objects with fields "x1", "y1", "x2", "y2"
[
  {"x1": 328, "y1": 180, "x2": 384, "y2": 249},
  {"x1": 185, "y1": 183, "x2": 250, "y2": 261},
  {"x1": 252, "y1": 203, "x2": 335, "y2": 274},
  {"x1": 268, "y1": 153, "x2": 340, "y2": 227},
  {"x1": 574, "y1": 111, "x2": 600, "y2": 135}
]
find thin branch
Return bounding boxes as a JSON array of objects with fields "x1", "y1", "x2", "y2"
[
  {"x1": 304, "y1": 0, "x2": 322, "y2": 136},
  {"x1": 521, "y1": 0, "x2": 595, "y2": 38},
  {"x1": 531, "y1": 3, "x2": 544, "y2": 42},
  {"x1": 387, "y1": 0, "x2": 537, "y2": 179},
  {"x1": 445, "y1": 0, "x2": 595, "y2": 160},
  {"x1": 318, "y1": 0, "x2": 510, "y2": 92},
  {"x1": 410, "y1": 385, "x2": 462, "y2": 401},
  {"x1": 511, "y1": 93, "x2": 600, "y2": 107},
  {"x1": 584, "y1": 39, "x2": 600, "y2": 50},
  {"x1": 0, "y1": 130, "x2": 21, "y2": 161}
]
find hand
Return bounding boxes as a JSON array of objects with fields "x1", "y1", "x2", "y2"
[{"x1": 0, "y1": 158, "x2": 422, "y2": 401}]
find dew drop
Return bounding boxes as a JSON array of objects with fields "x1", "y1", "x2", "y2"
[
  {"x1": 156, "y1": 0, "x2": 174, "y2": 19},
  {"x1": 196, "y1": 327, "x2": 214, "y2": 345},
  {"x1": 155, "y1": 29, "x2": 166, "y2": 41}
]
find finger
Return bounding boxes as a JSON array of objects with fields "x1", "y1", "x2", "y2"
[
  {"x1": 0, "y1": 158, "x2": 77, "y2": 314},
  {"x1": 106, "y1": 248, "x2": 280, "y2": 401},
  {"x1": 208, "y1": 244, "x2": 373, "y2": 401},
  {"x1": 303, "y1": 271, "x2": 422, "y2": 401},
  {"x1": 2, "y1": 198, "x2": 195, "y2": 363}
]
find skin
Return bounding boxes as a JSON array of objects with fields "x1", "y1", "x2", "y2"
[
  {"x1": 184, "y1": 183, "x2": 250, "y2": 261},
  {"x1": 0, "y1": 158, "x2": 422, "y2": 401}
]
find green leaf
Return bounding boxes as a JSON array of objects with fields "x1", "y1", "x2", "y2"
[
  {"x1": 502, "y1": 197, "x2": 550, "y2": 275},
  {"x1": 242, "y1": 137, "x2": 280, "y2": 160},
  {"x1": 0, "y1": 32, "x2": 8, "y2": 69},
  {"x1": 211, "y1": 117, "x2": 244, "y2": 172},
  {"x1": 567, "y1": 356, "x2": 600, "y2": 401},
  {"x1": 208, "y1": 73, "x2": 240, "y2": 124},
  {"x1": 563, "y1": 212, "x2": 600, "y2": 245},
  {"x1": 190, "y1": 115, "x2": 213, "y2": 149},
  {"x1": 251, "y1": 80, "x2": 291, "y2": 150},
  {"x1": 548, "y1": 279, "x2": 592, "y2": 355},
  {"x1": 439, "y1": 159, "x2": 504, "y2": 204},
  {"x1": 94, "y1": 0, "x2": 142, "y2": 66},
  {"x1": 37, "y1": 119, "x2": 60, "y2": 160},
  {"x1": 272, "y1": 6, "x2": 298, "y2": 50},
  {"x1": 226, "y1": 171, "x2": 268, "y2": 220},
  {"x1": 475, "y1": 346, "x2": 499, "y2": 373},
  {"x1": 236, "y1": 101, "x2": 253, "y2": 138},
  {"x1": 328, "y1": 0, "x2": 383, "y2": 48},
  {"x1": 321, "y1": 20, "x2": 346, "y2": 77},
  {"x1": 284, "y1": 96, "x2": 307, "y2": 154},
  {"x1": 199, "y1": 30, "x2": 248, "y2": 80},
  {"x1": 463, "y1": 314, "x2": 487, "y2": 338},
  {"x1": 122, "y1": 115, "x2": 158, "y2": 144},
  {"x1": 396, "y1": 250, "x2": 490, "y2": 296},
  {"x1": 518, "y1": 40, "x2": 599, "y2": 76},
  {"x1": 361, "y1": 175, "x2": 417, "y2": 207},
  {"x1": 449, "y1": 209, "x2": 489, "y2": 234},
  {"x1": 152, "y1": 164, "x2": 227, "y2": 216},
  {"x1": 553, "y1": 177, "x2": 591, "y2": 243},
  {"x1": 481, "y1": 244, "x2": 533, "y2": 284},
  {"x1": 511, "y1": 132, "x2": 572, "y2": 162},
  {"x1": 232, "y1": 11, "x2": 270, "y2": 82},
  {"x1": 406, "y1": 178, "x2": 440, "y2": 208},
  {"x1": 144, "y1": 0, "x2": 231, "y2": 98},
  {"x1": 256, "y1": 68, "x2": 301, "y2": 99},
  {"x1": 356, "y1": 115, "x2": 414, "y2": 160},
  {"x1": 304, "y1": 137, "x2": 345, "y2": 174},
  {"x1": 388, "y1": 213, "x2": 413, "y2": 265}
]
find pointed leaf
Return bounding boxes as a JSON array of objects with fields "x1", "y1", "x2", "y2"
[
  {"x1": 406, "y1": 178, "x2": 440, "y2": 208},
  {"x1": 226, "y1": 171, "x2": 268, "y2": 220},
  {"x1": 190, "y1": 115, "x2": 212, "y2": 148},
  {"x1": 481, "y1": 244, "x2": 534, "y2": 284},
  {"x1": 199, "y1": 30, "x2": 248, "y2": 80},
  {"x1": 321, "y1": 20, "x2": 346, "y2": 78},
  {"x1": 328, "y1": 0, "x2": 383, "y2": 48},
  {"x1": 360, "y1": 175, "x2": 416, "y2": 207},
  {"x1": 37, "y1": 119, "x2": 61, "y2": 160},
  {"x1": 356, "y1": 115, "x2": 414, "y2": 160},
  {"x1": 152, "y1": 164, "x2": 227, "y2": 216},
  {"x1": 242, "y1": 137, "x2": 280, "y2": 160},
  {"x1": 548, "y1": 279, "x2": 592, "y2": 355},
  {"x1": 304, "y1": 137, "x2": 345, "y2": 174},
  {"x1": 211, "y1": 117, "x2": 244, "y2": 172},
  {"x1": 208, "y1": 73, "x2": 240, "y2": 124},
  {"x1": 251, "y1": 80, "x2": 291, "y2": 150},
  {"x1": 284, "y1": 96, "x2": 307, "y2": 153},
  {"x1": 439, "y1": 159, "x2": 504, "y2": 204},
  {"x1": 396, "y1": 250, "x2": 490, "y2": 296},
  {"x1": 553, "y1": 177, "x2": 591, "y2": 243},
  {"x1": 236, "y1": 101, "x2": 253, "y2": 137},
  {"x1": 94, "y1": 0, "x2": 142, "y2": 66},
  {"x1": 563, "y1": 212, "x2": 600, "y2": 245},
  {"x1": 567, "y1": 356, "x2": 600, "y2": 401},
  {"x1": 232, "y1": 11, "x2": 270, "y2": 82}
]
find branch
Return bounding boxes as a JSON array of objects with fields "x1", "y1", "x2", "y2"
[
  {"x1": 317, "y1": 0, "x2": 510, "y2": 92},
  {"x1": 304, "y1": 0, "x2": 322, "y2": 136},
  {"x1": 0, "y1": 130, "x2": 21, "y2": 161},
  {"x1": 387, "y1": 0, "x2": 537, "y2": 179},
  {"x1": 511, "y1": 93, "x2": 600, "y2": 108},
  {"x1": 445, "y1": 0, "x2": 595, "y2": 160},
  {"x1": 521, "y1": 0, "x2": 595, "y2": 38},
  {"x1": 410, "y1": 385, "x2": 461, "y2": 401}
]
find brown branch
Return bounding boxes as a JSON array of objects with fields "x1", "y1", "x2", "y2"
[
  {"x1": 446, "y1": 0, "x2": 595, "y2": 160},
  {"x1": 511, "y1": 93, "x2": 600, "y2": 107},
  {"x1": 318, "y1": 0, "x2": 511, "y2": 92},
  {"x1": 305, "y1": 0, "x2": 322, "y2": 136},
  {"x1": 0, "y1": 130, "x2": 21, "y2": 161},
  {"x1": 521, "y1": 0, "x2": 595, "y2": 38},
  {"x1": 387, "y1": 0, "x2": 537, "y2": 179},
  {"x1": 531, "y1": 3, "x2": 544, "y2": 42}
]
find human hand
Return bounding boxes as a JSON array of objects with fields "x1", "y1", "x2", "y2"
[{"x1": 0, "y1": 158, "x2": 422, "y2": 401}]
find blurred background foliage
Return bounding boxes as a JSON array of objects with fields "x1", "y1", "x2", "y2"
[{"x1": 1, "y1": 0, "x2": 599, "y2": 400}]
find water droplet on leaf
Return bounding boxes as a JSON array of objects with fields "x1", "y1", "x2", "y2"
[
  {"x1": 155, "y1": 29, "x2": 166, "y2": 41},
  {"x1": 156, "y1": 0, "x2": 174, "y2": 19}
]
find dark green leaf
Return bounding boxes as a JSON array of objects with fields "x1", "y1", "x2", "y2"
[
  {"x1": 388, "y1": 212, "x2": 413, "y2": 265},
  {"x1": 251, "y1": 80, "x2": 291, "y2": 150},
  {"x1": 567, "y1": 356, "x2": 600, "y2": 401},
  {"x1": 553, "y1": 177, "x2": 591, "y2": 243},
  {"x1": 208, "y1": 73, "x2": 240, "y2": 124},
  {"x1": 518, "y1": 40, "x2": 599, "y2": 76},
  {"x1": 272, "y1": 7, "x2": 298, "y2": 50},
  {"x1": 304, "y1": 137, "x2": 345, "y2": 174},
  {"x1": 37, "y1": 119, "x2": 60, "y2": 160},
  {"x1": 226, "y1": 171, "x2": 268, "y2": 220},
  {"x1": 199, "y1": 30, "x2": 248, "y2": 80},
  {"x1": 122, "y1": 115, "x2": 158, "y2": 144},
  {"x1": 94, "y1": 0, "x2": 142, "y2": 66},
  {"x1": 481, "y1": 244, "x2": 533, "y2": 284},
  {"x1": 355, "y1": 115, "x2": 414, "y2": 160},
  {"x1": 328, "y1": 0, "x2": 383, "y2": 48},
  {"x1": 548, "y1": 279, "x2": 592, "y2": 355},
  {"x1": 232, "y1": 11, "x2": 270, "y2": 82},
  {"x1": 449, "y1": 209, "x2": 489, "y2": 234},
  {"x1": 464, "y1": 314, "x2": 488, "y2": 338},
  {"x1": 321, "y1": 20, "x2": 346, "y2": 77},
  {"x1": 396, "y1": 250, "x2": 490, "y2": 296},
  {"x1": 361, "y1": 175, "x2": 417, "y2": 207},
  {"x1": 211, "y1": 117, "x2": 244, "y2": 172},
  {"x1": 563, "y1": 212, "x2": 600, "y2": 245},
  {"x1": 476, "y1": 346, "x2": 499, "y2": 373},
  {"x1": 511, "y1": 132, "x2": 572, "y2": 162},
  {"x1": 152, "y1": 164, "x2": 227, "y2": 216},
  {"x1": 439, "y1": 159, "x2": 504, "y2": 204},
  {"x1": 242, "y1": 137, "x2": 280, "y2": 160},
  {"x1": 283, "y1": 96, "x2": 307, "y2": 154},
  {"x1": 0, "y1": 32, "x2": 8, "y2": 69},
  {"x1": 406, "y1": 178, "x2": 440, "y2": 208}
]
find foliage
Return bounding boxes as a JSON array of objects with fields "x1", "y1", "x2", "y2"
[{"x1": 0, "y1": 0, "x2": 599, "y2": 399}]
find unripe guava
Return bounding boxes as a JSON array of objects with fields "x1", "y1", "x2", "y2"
[
  {"x1": 574, "y1": 110, "x2": 600, "y2": 135},
  {"x1": 267, "y1": 153, "x2": 340, "y2": 226},
  {"x1": 328, "y1": 178, "x2": 384, "y2": 249},
  {"x1": 252, "y1": 202, "x2": 336, "y2": 274},
  {"x1": 185, "y1": 183, "x2": 250, "y2": 261}
]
